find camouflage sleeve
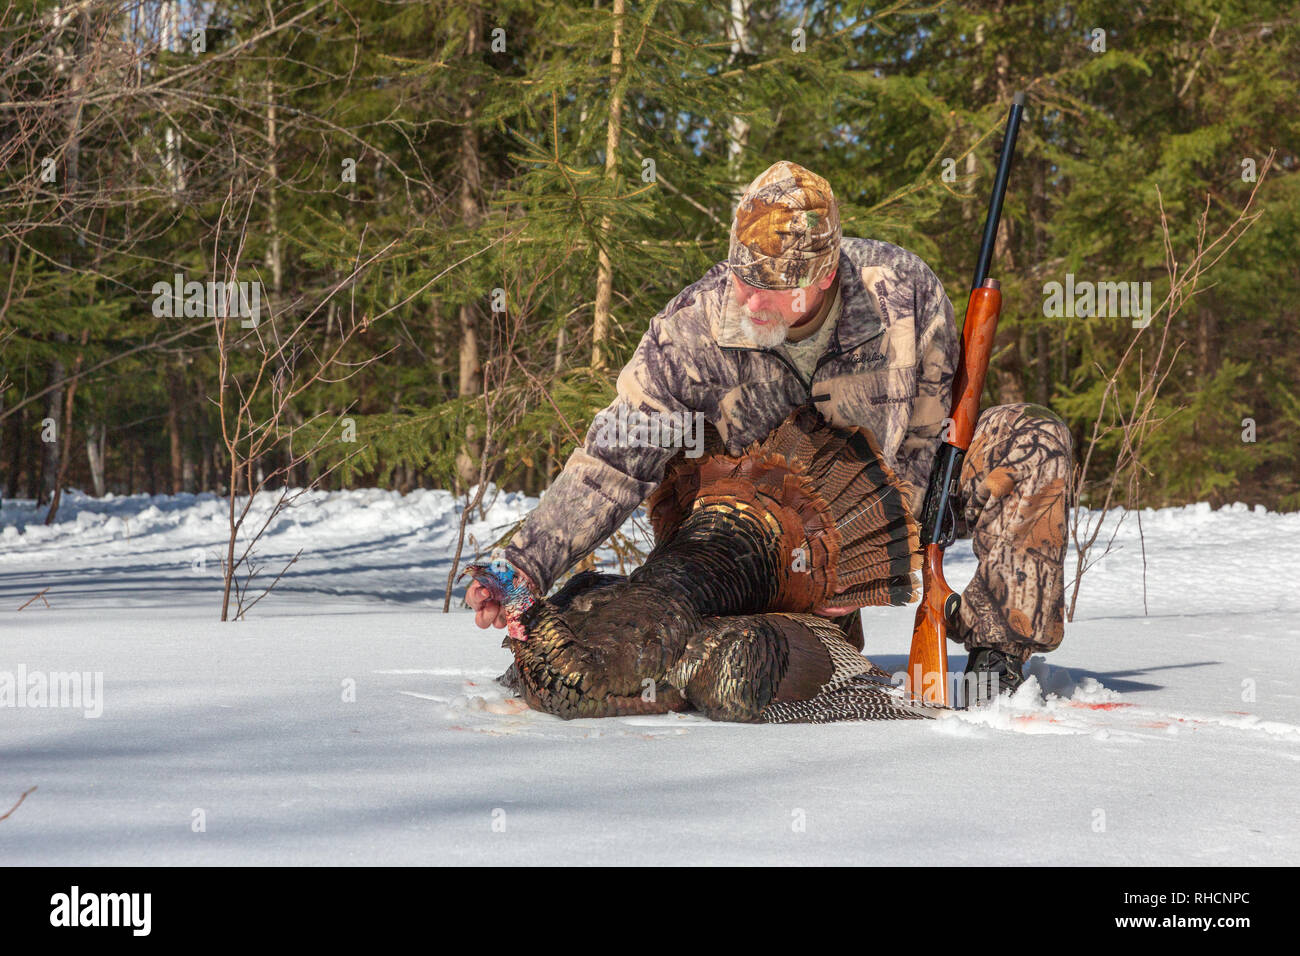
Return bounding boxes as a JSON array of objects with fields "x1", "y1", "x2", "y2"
[
  {"x1": 894, "y1": 263, "x2": 959, "y2": 512},
  {"x1": 502, "y1": 318, "x2": 699, "y2": 596}
]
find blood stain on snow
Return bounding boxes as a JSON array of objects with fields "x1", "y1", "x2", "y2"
[
  {"x1": 1012, "y1": 716, "x2": 1046, "y2": 727},
  {"x1": 1069, "y1": 702, "x2": 1133, "y2": 711}
]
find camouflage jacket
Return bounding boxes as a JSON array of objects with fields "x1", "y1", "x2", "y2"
[{"x1": 503, "y1": 237, "x2": 959, "y2": 595}]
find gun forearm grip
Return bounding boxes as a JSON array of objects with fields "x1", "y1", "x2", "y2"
[{"x1": 948, "y1": 281, "x2": 1002, "y2": 450}]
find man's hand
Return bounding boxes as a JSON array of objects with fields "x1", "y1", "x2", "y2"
[{"x1": 466, "y1": 579, "x2": 509, "y2": 629}]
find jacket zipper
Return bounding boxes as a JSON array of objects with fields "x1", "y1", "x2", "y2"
[
  {"x1": 720, "y1": 344, "x2": 812, "y2": 396},
  {"x1": 721, "y1": 325, "x2": 887, "y2": 404}
]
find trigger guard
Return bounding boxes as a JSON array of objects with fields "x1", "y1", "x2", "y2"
[{"x1": 937, "y1": 498, "x2": 959, "y2": 548}]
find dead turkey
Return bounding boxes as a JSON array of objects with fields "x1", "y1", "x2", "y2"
[{"x1": 463, "y1": 405, "x2": 943, "y2": 723}]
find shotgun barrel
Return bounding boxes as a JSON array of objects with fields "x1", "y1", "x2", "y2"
[
  {"x1": 906, "y1": 93, "x2": 1025, "y2": 706},
  {"x1": 972, "y1": 92, "x2": 1026, "y2": 292}
]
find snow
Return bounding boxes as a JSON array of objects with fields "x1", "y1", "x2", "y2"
[{"x1": 2, "y1": 488, "x2": 1297, "y2": 865}]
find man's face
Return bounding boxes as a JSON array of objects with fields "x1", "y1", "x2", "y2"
[
  {"x1": 731, "y1": 274, "x2": 802, "y2": 347},
  {"x1": 730, "y1": 272, "x2": 832, "y2": 347}
]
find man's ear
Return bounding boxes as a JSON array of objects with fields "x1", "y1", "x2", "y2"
[{"x1": 818, "y1": 269, "x2": 837, "y2": 291}]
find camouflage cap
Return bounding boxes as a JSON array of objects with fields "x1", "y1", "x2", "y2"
[{"x1": 729, "y1": 161, "x2": 842, "y2": 290}]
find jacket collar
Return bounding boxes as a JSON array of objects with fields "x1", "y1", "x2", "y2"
[{"x1": 827, "y1": 247, "x2": 885, "y2": 353}]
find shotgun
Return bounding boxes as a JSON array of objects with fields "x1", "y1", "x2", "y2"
[{"x1": 906, "y1": 92, "x2": 1025, "y2": 707}]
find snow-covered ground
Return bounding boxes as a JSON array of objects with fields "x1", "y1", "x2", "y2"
[{"x1": 2, "y1": 488, "x2": 1297, "y2": 865}]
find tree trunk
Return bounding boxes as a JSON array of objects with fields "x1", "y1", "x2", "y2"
[
  {"x1": 1033, "y1": 151, "x2": 1049, "y2": 406},
  {"x1": 264, "y1": 75, "x2": 283, "y2": 297},
  {"x1": 161, "y1": 0, "x2": 185, "y2": 195},
  {"x1": 38, "y1": 359, "x2": 65, "y2": 506},
  {"x1": 963, "y1": 21, "x2": 987, "y2": 225},
  {"x1": 454, "y1": 6, "x2": 485, "y2": 492},
  {"x1": 45, "y1": 331, "x2": 87, "y2": 524},
  {"x1": 591, "y1": 0, "x2": 626, "y2": 371},
  {"x1": 725, "y1": 0, "x2": 752, "y2": 204},
  {"x1": 125, "y1": 437, "x2": 135, "y2": 495},
  {"x1": 545, "y1": 325, "x2": 567, "y2": 481},
  {"x1": 167, "y1": 365, "x2": 184, "y2": 494},
  {"x1": 1196, "y1": 310, "x2": 1217, "y2": 378},
  {"x1": 4, "y1": 406, "x2": 25, "y2": 499},
  {"x1": 195, "y1": 375, "x2": 211, "y2": 492},
  {"x1": 86, "y1": 422, "x2": 106, "y2": 497},
  {"x1": 990, "y1": 40, "x2": 1024, "y2": 405},
  {"x1": 1035, "y1": 327, "x2": 1050, "y2": 406},
  {"x1": 40, "y1": 6, "x2": 88, "y2": 507}
]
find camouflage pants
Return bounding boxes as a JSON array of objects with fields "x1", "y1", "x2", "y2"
[
  {"x1": 836, "y1": 403, "x2": 1071, "y2": 659},
  {"x1": 952, "y1": 402, "x2": 1072, "y2": 658}
]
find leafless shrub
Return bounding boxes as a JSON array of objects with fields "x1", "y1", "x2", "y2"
[
  {"x1": 211, "y1": 194, "x2": 392, "y2": 621},
  {"x1": 0, "y1": 785, "x2": 36, "y2": 822},
  {"x1": 1067, "y1": 151, "x2": 1275, "y2": 620}
]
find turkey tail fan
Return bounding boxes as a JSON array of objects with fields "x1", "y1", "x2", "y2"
[
  {"x1": 644, "y1": 405, "x2": 921, "y2": 614},
  {"x1": 756, "y1": 417, "x2": 823, "y2": 473},
  {"x1": 774, "y1": 417, "x2": 922, "y2": 608},
  {"x1": 671, "y1": 612, "x2": 938, "y2": 723},
  {"x1": 645, "y1": 419, "x2": 724, "y2": 544}
]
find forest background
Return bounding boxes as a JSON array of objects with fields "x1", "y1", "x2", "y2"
[{"x1": 2, "y1": 0, "x2": 1297, "y2": 540}]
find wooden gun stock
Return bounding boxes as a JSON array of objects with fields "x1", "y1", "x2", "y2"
[{"x1": 905, "y1": 93, "x2": 1024, "y2": 707}]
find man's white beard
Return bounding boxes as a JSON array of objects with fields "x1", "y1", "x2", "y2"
[{"x1": 740, "y1": 311, "x2": 788, "y2": 348}]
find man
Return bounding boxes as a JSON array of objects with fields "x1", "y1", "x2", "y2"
[{"x1": 467, "y1": 160, "x2": 1072, "y2": 696}]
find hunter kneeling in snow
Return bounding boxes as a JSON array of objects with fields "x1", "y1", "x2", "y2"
[{"x1": 467, "y1": 160, "x2": 1072, "y2": 699}]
